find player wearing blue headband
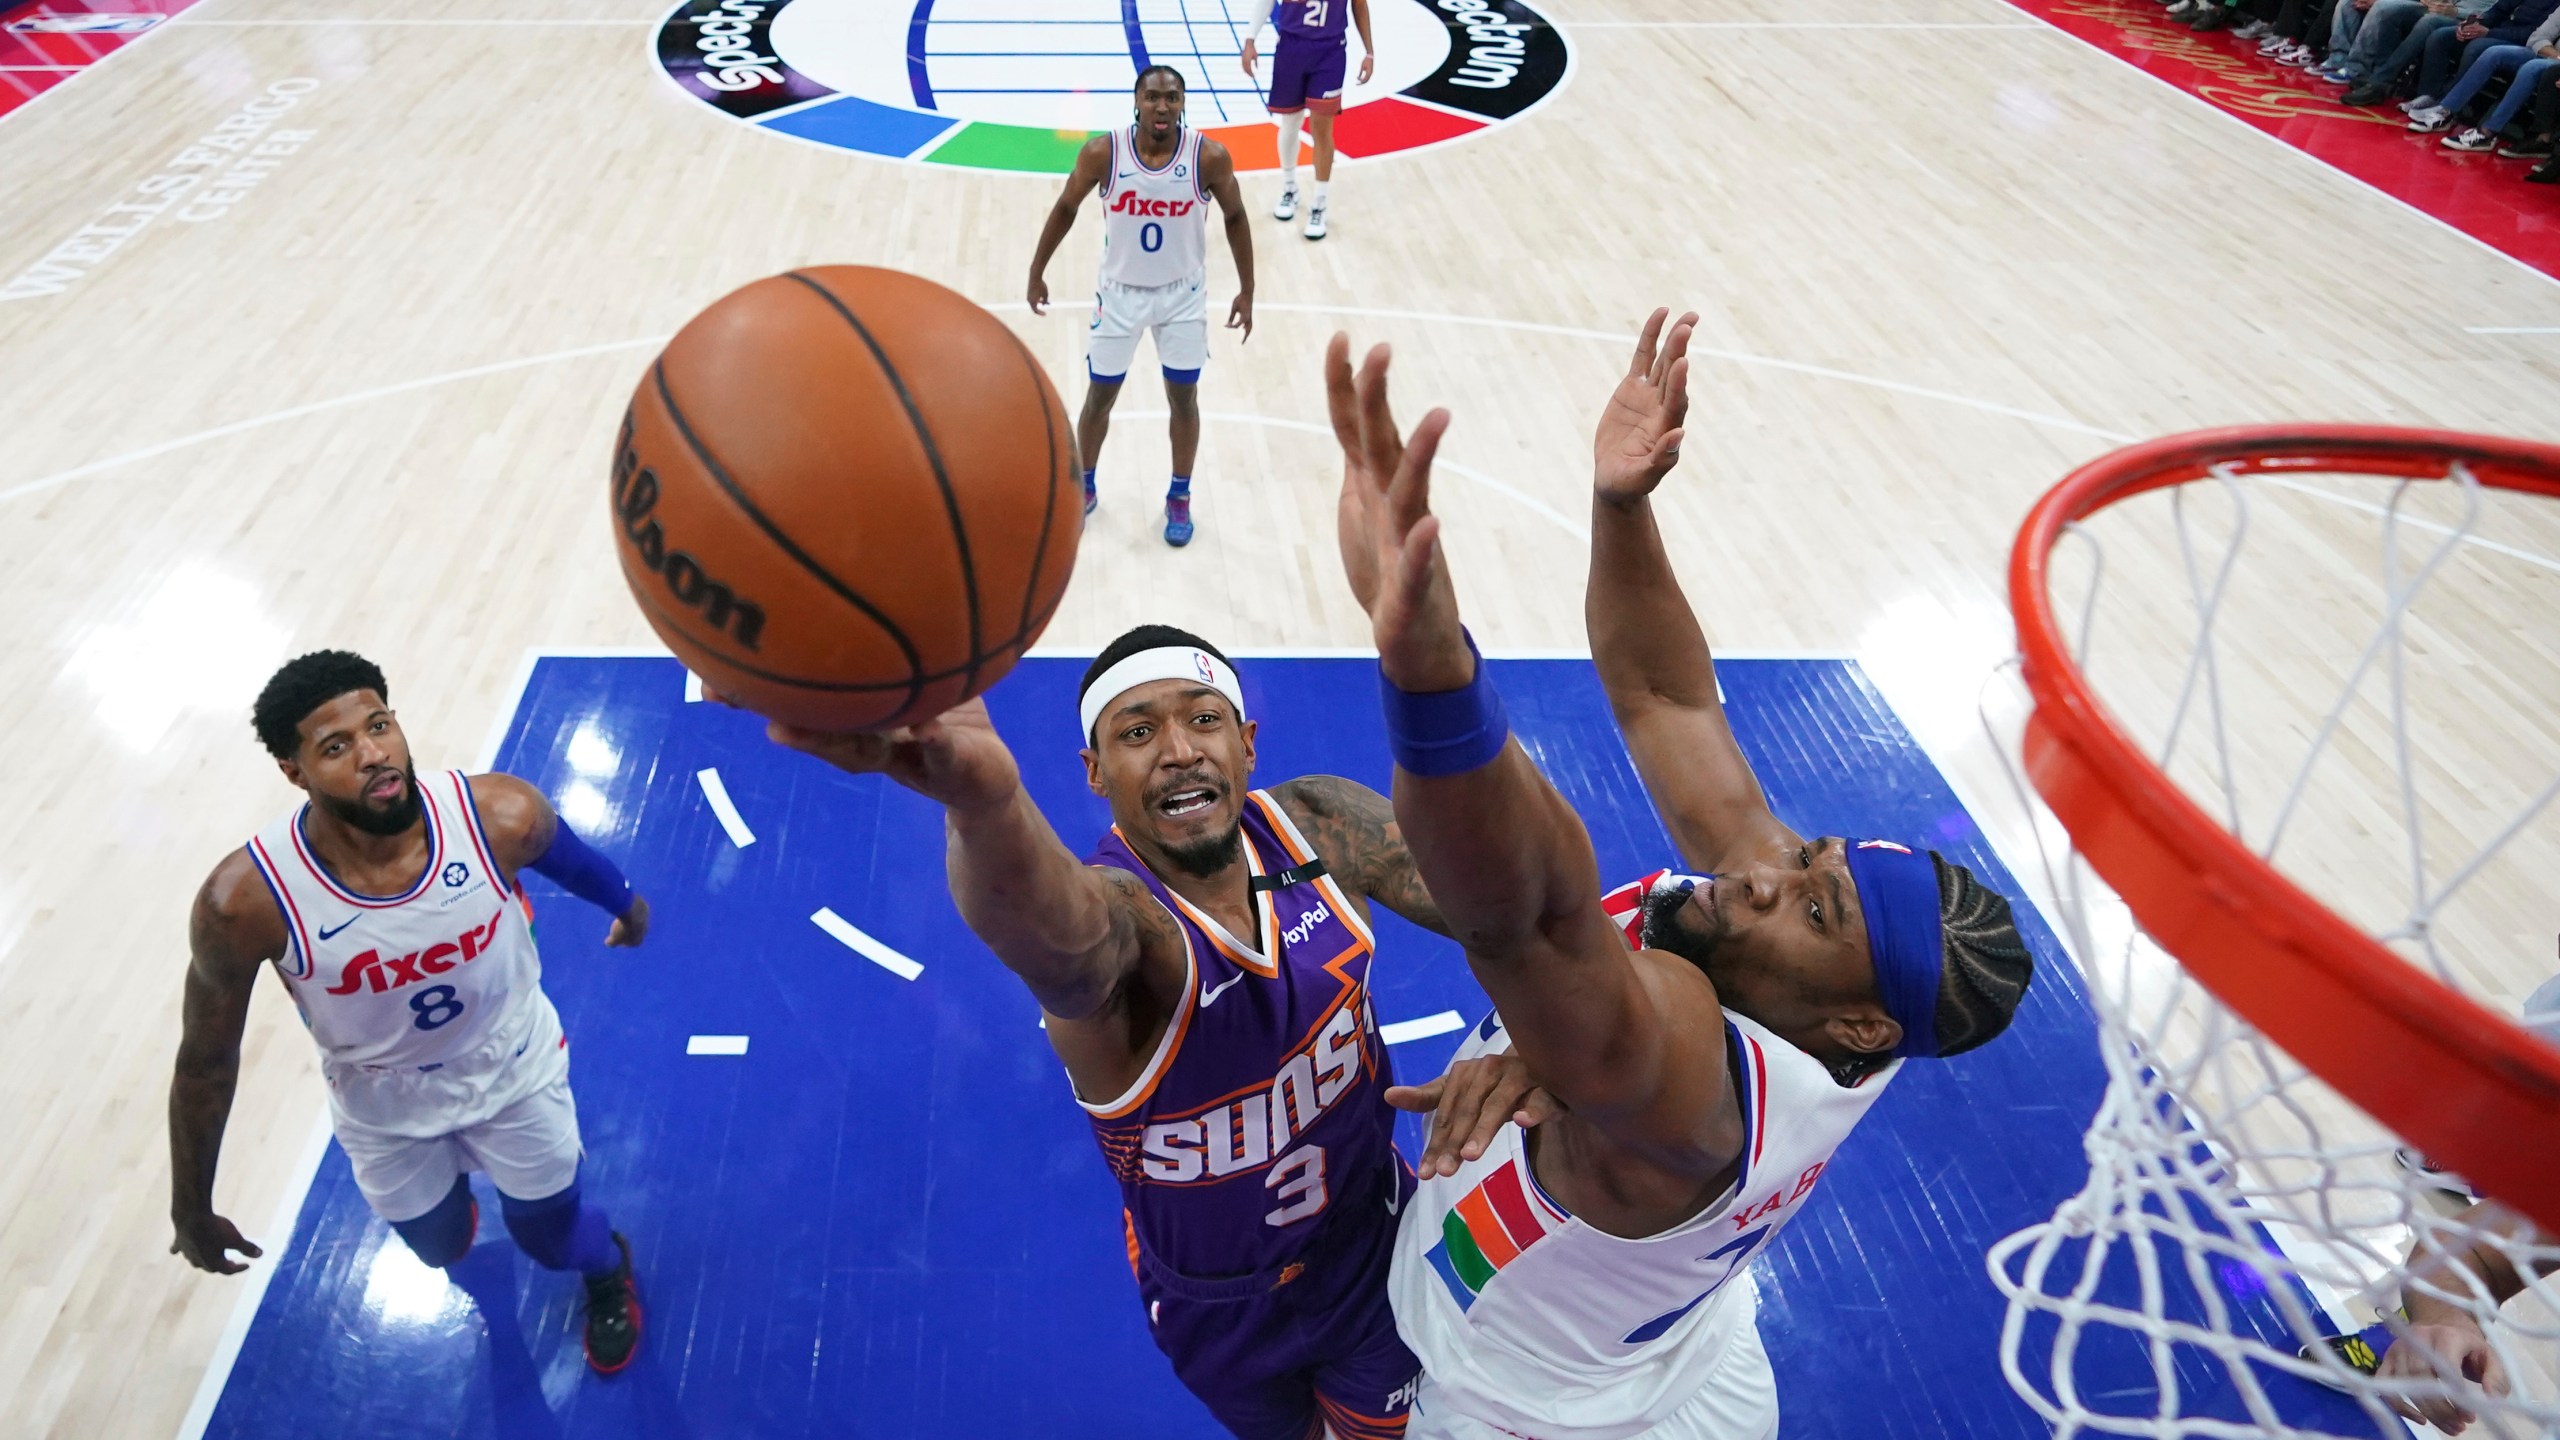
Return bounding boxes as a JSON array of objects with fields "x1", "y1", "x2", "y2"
[
  {"x1": 1582, "y1": 310, "x2": 2031, "y2": 1091},
  {"x1": 1323, "y1": 312, "x2": 2030, "y2": 1440}
]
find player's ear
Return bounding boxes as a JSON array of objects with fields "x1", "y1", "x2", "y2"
[
  {"x1": 1238, "y1": 718, "x2": 1258, "y2": 776},
  {"x1": 1825, "y1": 1006, "x2": 1900, "y2": 1059},
  {"x1": 1080, "y1": 746, "x2": 1106, "y2": 796},
  {"x1": 276, "y1": 756, "x2": 306, "y2": 789}
]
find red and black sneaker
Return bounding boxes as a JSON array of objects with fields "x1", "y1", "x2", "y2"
[{"x1": 582, "y1": 1232, "x2": 643, "y2": 1375}]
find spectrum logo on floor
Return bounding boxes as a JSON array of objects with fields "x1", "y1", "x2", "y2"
[{"x1": 652, "y1": 0, "x2": 1570, "y2": 175}]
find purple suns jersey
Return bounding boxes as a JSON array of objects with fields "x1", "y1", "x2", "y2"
[
  {"x1": 1274, "y1": 0, "x2": 1350, "y2": 42},
  {"x1": 1083, "y1": 789, "x2": 1404, "y2": 1286}
]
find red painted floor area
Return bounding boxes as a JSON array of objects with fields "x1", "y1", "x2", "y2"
[
  {"x1": 1, "y1": 0, "x2": 199, "y2": 121},
  {"x1": 2005, "y1": 0, "x2": 2560, "y2": 277}
]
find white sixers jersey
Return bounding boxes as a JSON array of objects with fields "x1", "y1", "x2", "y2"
[
  {"x1": 246, "y1": 770, "x2": 543, "y2": 1072},
  {"x1": 1390, "y1": 1009, "x2": 1898, "y2": 1439},
  {"x1": 1098, "y1": 124, "x2": 1208, "y2": 289}
]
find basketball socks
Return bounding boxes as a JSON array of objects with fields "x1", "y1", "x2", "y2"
[
  {"x1": 1164, "y1": 476, "x2": 1194, "y2": 548},
  {"x1": 1305, "y1": 182, "x2": 1330, "y2": 241},
  {"x1": 1274, "y1": 114, "x2": 1303, "y2": 220},
  {"x1": 1083, "y1": 468, "x2": 1097, "y2": 516}
]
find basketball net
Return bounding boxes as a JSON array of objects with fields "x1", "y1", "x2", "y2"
[{"x1": 1983, "y1": 428, "x2": 2560, "y2": 1438}]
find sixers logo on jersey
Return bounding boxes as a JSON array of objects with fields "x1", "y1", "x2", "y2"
[
  {"x1": 1108, "y1": 192, "x2": 1197, "y2": 218},
  {"x1": 324, "y1": 905, "x2": 509, "y2": 995}
]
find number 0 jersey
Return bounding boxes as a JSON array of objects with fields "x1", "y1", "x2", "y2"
[
  {"x1": 1097, "y1": 123, "x2": 1209, "y2": 290},
  {"x1": 1083, "y1": 789, "x2": 1406, "y2": 1287},
  {"x1": 1390, "y1": 1009, "x2": 1897, "y2": 1440},
  {"x1": 246, "y1": 770, "x2": 543, "y2": 1072}
]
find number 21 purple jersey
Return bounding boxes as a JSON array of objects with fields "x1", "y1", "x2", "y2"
[{"x1": 1274, "y1": 0, "x2": 1350, "y2": 42}]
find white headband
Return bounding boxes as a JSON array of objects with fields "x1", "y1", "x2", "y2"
[{"x1": 1079, "y1": 646, "x2": 1248, "y2": 741}]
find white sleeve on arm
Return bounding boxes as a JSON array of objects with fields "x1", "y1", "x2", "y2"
[{"x1": 2532, "y1": 4, "x2": 2560, "y2": 47}]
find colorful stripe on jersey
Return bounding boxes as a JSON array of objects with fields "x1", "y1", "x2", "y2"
[
  {"x1": 1423, "y1": 1160, "x2": 1564, "y2": 1313},
  {"x1": 443, "y1": 771, "x2": 512, "y2": 901},
  {"x1": 245, "y1": 836, "x2": 317, "y2": 980},
  {"x1": 1316, "y1": 1393, "x2": 1409, "y2": 1440}
]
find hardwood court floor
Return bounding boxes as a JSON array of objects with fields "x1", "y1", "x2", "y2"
[{"x1": 2, "y1": 0, "x2": 2557, "y2": 1434}]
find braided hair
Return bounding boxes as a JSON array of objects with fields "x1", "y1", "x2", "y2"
[{"x1": 1929, "y1": 852, "x2": 2033, "y2": 1057}]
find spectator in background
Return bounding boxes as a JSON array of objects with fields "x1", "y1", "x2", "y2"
[
  {"x1": 2415, "y1": 4, "x2": 2560, "y2": 142},
  {"x1": 2397, "y1": 0, "x2": 2560, "y2": 115},
  {"x1": 2344, "y1": 0, "x2": 2500, "y2": 103},
  {"x1": 2313, "y1": 0, "x2": 2428, "y2": 83}
]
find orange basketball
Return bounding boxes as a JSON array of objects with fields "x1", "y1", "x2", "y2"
[{"x1": 612, "y1": 266, "x2": 1082, "y2": 731}]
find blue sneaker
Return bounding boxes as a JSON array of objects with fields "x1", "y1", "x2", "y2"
[
  {"x1": 1162, "y1": 494, "x2": 1193, "y2": 547},
  {"x1": 1083, "y1": 473, "x2": 1097, "y2": 516}
]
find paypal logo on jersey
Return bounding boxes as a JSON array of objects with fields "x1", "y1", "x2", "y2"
[{"x1": 1281, "y1": 901, "x2": 1333, "y2": 948}]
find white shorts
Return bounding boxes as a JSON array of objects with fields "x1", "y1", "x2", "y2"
[
  {"x1": 325, "y1": 992, "x2": 583, "y2": 1221},
  {"x1": 1087, "y1": 272, "x2": 1209, "y2": 383},
  {"x1": 1405, "y1": 1316, "x2": 1778, "y2": 1440}
]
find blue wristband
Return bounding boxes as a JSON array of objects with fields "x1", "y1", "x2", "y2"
[
  {"x1": 526, "y1": 819, "x2": 635, "y2": 917},
  {"x1": 1380, "y1": 631, "x2": 1512, "y2": 777}
]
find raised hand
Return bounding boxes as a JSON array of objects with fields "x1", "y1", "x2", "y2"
[
  {"x1": 1384, "y1": 1049, "x2": 1564, "y2": 1178},
  {"x1": 1322, "y1": 334, "x2": 1469, "y2": 691},
  {"x1": 171, "y1": 1211, "x2": 262, "y2": 1275},
  {"x1": 1592, "y1": 307, "x2": 1695, "y2": 504}
]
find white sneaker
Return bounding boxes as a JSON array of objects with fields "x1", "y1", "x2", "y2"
[
  {"x1": 1273, "y1": 182, "x2": 1297, "y2": 221},
  {"x1": 2234, "y1": 18, "x2": 2271, "y2": 37},
  {"x1": 2405, "y1": 104, "x2": 2451, "y2": 131},
  {"x1": 2398, "y1": 95, "x2": 2436, "y2": 115},
  {"x1": 1303, "y1": 199, "x2": 1328, "y2": 240}
]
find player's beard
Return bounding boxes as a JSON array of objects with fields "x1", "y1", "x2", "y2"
[
  {"x1": 320, "y1": 763, "x2": 423, "y2": 837},
  {"x1": 1160, "y1": 823, "x2": 1244, "y2": 879},
  {"x1": 1638, "y1": 882, "x2": 1724, "y2": 973}
]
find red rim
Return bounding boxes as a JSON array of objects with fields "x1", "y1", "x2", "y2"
[{"x1": 2010, "y1": 424, "x2": 2560, "y2": 1237}]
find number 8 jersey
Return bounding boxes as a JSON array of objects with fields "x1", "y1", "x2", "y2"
[{"x1": 247, "y1": 769, "x2": 543, "y2": 1072}]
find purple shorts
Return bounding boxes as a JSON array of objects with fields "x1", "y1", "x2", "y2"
[
  {"x1": 1267, "y1": 33, "x2": 1348, "y2": 114},
  {"x1": 1133, "y1": 1162, "x2": 1418, "y2": 1440}
]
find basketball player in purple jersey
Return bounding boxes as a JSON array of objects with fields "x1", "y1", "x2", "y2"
[
  {"x1": 751, "y1": 627, "x2": 1489, "y2": 1439},
  {"x1": 1325, "y1": 326, "x2": 2033, "y2": 1437},
  {"x1": 1243, "y1": 0, "x2": 1374, "y2": 240},
  {"x1": 168, "y1": 651, "x2": 648, "y2": 1374},
  {"x1": 1028, "y1": 66, "x2": 1255, "y2": 548}
]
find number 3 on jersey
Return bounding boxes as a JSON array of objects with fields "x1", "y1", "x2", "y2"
[{"x1": 1266, "y1": 1145, "x2": 1327, "y2": 1226}]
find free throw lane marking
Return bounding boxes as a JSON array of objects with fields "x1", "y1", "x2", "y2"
[
  {"x1": 686, "y1": 1035, "x2": 749, "y2": 1055},
  {"x1": 812, "y1": 907, "x2": 925, "y2": 981},
  {"x1": 696, "y1": 767, "x2": 754, "y2": 847},
  {"x1": 1381, "y1": 1011, "x2": 1467, "y2": 1045}
]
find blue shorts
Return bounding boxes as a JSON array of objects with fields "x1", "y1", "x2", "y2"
[{"x1": 1268, "y1": 33, "x2": 1348, "y2": 115}]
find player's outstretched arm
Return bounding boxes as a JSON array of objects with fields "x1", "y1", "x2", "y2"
[
  {"x1": 1585, "y1": 309, "x2": 1797, "y2": 872},
  {"x1": 1272, "y1": 773, "x2": 1447, "y2": 935},
  {"x1": 1326, "y1": 336, "x2": 1729, "y2": 1145},
  {"x1": 764, "y1": 699, "x2": 1171, "y2": 1023},
  {"x1": 471, "y1": 773, "x2": 649, "y2": 946},
  {"x1": 1203, "y1": 141, "x2": 1254, "y2": 340},
  {"x1": 1026, "y1": 136, "x2": 1111, "y2": 316},
  {"x1": 167, "y1": 855, "x2": 279, "y2": 1275}
]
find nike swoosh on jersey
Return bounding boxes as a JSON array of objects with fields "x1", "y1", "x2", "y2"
[
  {"x1": 1199, "y1": 971, "x2": 1246, "y2": 1007},
  {"x1": 317, "y1": 917, "x2": 358, "y2": 940}
]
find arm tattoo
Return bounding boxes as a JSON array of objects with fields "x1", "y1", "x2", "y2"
[{"x1": 1278, "y1": 775, "x2": 1450, "y2": 936}]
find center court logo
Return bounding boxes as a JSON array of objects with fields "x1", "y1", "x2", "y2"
[{"x1": 653, "y1": 0, "x2": 1568, "y2": 176}]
